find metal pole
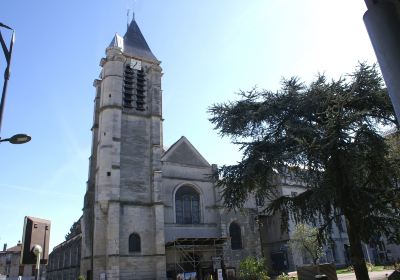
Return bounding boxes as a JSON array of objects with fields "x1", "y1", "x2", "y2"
[
  {"x1": 363, "y1": 0, "x2": 400, "y2": 124},
  {"x1": 35, "y1": 256, "x2": 40, "y2": 280},
  {"x1": 0, "y1": 27, "x2": 15, "y2": 135},
  {"x1": 0, "y1": 69, "x2": 10, "y2": 134},
  {"x1": 32, "y1": 245, "x2": 42, "y2": 280}
]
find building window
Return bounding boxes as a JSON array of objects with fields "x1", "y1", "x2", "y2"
[
  {"x1": 129, "y1": 233, "x2": 141, "y2": 252},
  {"x1": 229, "y1": 222, "x2": 243, "y2": 250},
  {"x1": 175, "y1": 186, "x2": 200, "y2": 224}
]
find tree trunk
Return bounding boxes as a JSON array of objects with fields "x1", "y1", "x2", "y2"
[{"x1": 346, "y1": 218, "x2": 370, "y2": 280}]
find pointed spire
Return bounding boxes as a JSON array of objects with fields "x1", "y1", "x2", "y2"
[
  {"x1": 108, "y1": 33, "x2": 124, "y2": 49},
  {"x1": 122, "y1": 18, "x2": 158, "y2": 62}
]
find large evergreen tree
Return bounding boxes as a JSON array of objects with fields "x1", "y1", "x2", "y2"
[{"x1": 209, "y1": 64, "x2": 400, "y2": 280}]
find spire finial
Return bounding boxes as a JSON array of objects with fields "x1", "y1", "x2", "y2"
[
  {"x1": 127, "y1": 9, "x2": 130, "y2": 29},
  {"x1": 126, "y1": 1, "x2": 136, "y2": 29},
  {"x1": 132, "y1": 0, "x2": 136, "y2": 20}
]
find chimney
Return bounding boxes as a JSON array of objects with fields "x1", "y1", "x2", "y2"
[{"x1": 3, "y1": 243, "x2": 7, "y2": 251}]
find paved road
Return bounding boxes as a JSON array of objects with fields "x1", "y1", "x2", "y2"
[{"x1": 338, "y1": 270, "x2": 394, "y2": 280}]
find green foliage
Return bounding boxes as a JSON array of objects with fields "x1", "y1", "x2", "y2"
[
  {"x1": 65, "y1": 220, "x2": 82, "y2": 241},
  {"x1": 78, "y1": 276, "x2": 85, "y2": 280},
  {"x1": 394, "y1": 262, "x2": 400, "y2": 271},
  {"x1": 336, "y1": 267, "x2": 352, "y2": 274},
  {"x1": 209, "y1": 63, "x2": 400, "y2": 279},
  {"x1": 238, "y1": 257, "x2": 270, "y2": 280},
  {"x1": 289, "y1": 224, "x2": 324, "y2": 265},
  {"x1": 366, "y1": 262, "x2": 375, "y2": 272},
  {"x1": 386, "y1": 131, "x2": 400, "y2": 186}
]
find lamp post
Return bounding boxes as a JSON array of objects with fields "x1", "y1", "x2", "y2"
[
  {"x1": 0, "y1": 22, "x2": 31, "y2": 144},
  {"x1": 0, "y1": 133, "x2": 31, "y2": 144},
  {"x1": 32, "y1": 244, "x2": 42, "y2": 280}
]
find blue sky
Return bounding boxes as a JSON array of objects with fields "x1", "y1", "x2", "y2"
[{"x1": 0, "y1": 1, "x2": 376, "y2": 250}]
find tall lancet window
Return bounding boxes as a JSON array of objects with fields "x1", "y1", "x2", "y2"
[
  {"x1": 229, "y1": 222, "x2": 243, "y2": 250},
  {"x1": 175, "y1": 186, "x2": 200, "y2": 224}
]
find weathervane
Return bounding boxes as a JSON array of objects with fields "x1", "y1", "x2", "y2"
[{"x1": 126, "y1": 0, "x2": 136, "y2": 28}]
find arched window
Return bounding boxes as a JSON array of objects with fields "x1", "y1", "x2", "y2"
[
  {"x1": 129, "y1": 233, "x2": 141, "y2": 252},
  {"x1": 175, "y1": 186, "x2": 200, "y2": 224},
  {"x1": 229, "y1": 222, "x2": 242, "y2": 250}
]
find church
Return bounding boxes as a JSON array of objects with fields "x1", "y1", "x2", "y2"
[
  {"x1": 44, "y1": 17, "x2": 400, "y2": 280},
  {"x1": 78, "y1": 18, "x2": 261, "y2": 280}
]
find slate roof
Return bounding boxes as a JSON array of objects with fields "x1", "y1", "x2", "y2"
[{"x1": 109, "y1": 19, "x2": 158, "y2": 62}]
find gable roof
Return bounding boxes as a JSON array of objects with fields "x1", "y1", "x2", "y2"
[{"x1": 162, "y1": 136, "x2": 210, "y2": 167}]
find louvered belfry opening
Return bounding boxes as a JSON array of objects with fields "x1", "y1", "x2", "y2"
[
  {"x1": 123, "y1": 64, "x2": 135, "y2": 108},
  {"x1": 136, "y1": 69, "x2": 146, "y2": 111},
  {"x1": 123, "y1": 64, "x2": 146, "y2": 111}
]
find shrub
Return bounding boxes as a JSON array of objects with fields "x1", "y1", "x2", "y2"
[{"x1": 238, "y1": 256, "x2": 269, "y2": 280}]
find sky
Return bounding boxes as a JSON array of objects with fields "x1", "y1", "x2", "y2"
[{"x1": 0, "y1": 1, "x2": 377, "y2": 251}]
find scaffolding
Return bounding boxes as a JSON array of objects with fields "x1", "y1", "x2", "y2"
[{"x1": 165, "y1": 237, "x2": 228, "y2": 278}]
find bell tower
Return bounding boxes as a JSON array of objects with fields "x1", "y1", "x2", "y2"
[{"x1": 81, "y1": 18, "x2": 166, "y2": 280}]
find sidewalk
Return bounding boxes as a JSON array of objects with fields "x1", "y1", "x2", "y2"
[{"x1": 338, "y1": 270, "x2": 394, "y2": 280}]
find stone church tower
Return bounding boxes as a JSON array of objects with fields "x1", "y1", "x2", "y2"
[{"x1": 81, "y1": 18, "x2": 166, "y2": 280}]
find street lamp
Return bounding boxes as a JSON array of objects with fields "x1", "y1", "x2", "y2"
[
  {"x1": 0, "y1": 133, "x2": 31, "y2": 144},
  {"x1": 0, "y1": 22, "x2": 31, "y2": 143},
  {"x1": 0, "y1": 22, "x2": 15, "y2": 133}
]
